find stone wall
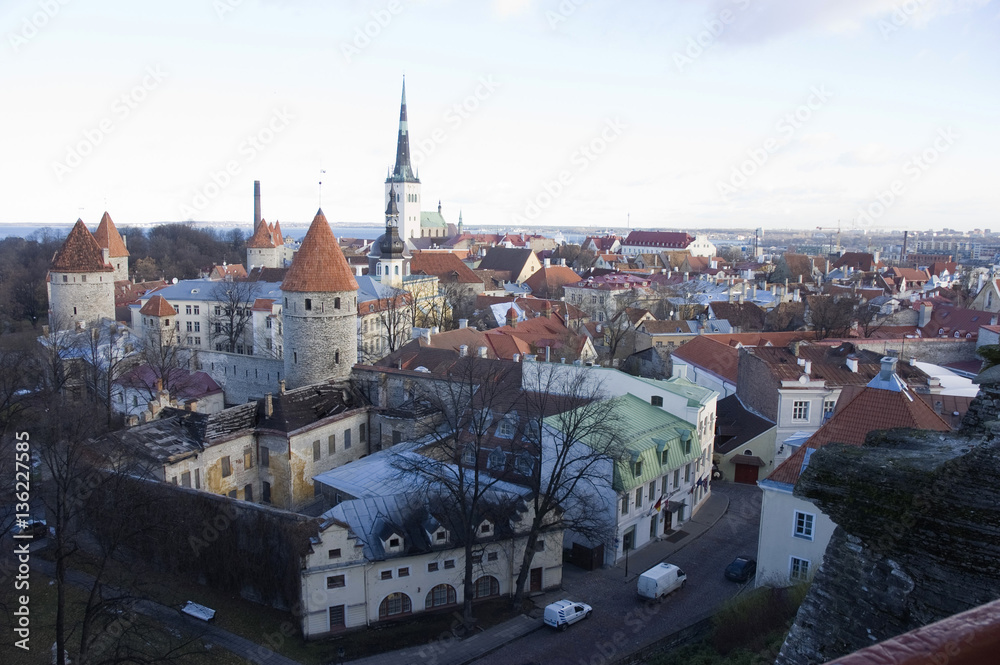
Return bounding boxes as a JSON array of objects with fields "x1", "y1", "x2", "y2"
[
  {"x1": 847, "y1": 337, "x2": 978, "y2": 366},
  {"x1": 776, "y1": 381, "x2": 1000, "y2": 664},
  {"x1": 193, "y1": 349, "x2": 283, "y2": 405},
  {"x1": 736, "y1": 349, "x2": 780, "y2": 421}
]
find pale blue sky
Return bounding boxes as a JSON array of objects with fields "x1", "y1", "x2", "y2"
[{"x1": 2, "y1": 0, "x2": 997, "y2": 231}]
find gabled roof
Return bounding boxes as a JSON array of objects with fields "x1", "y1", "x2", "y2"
[
  {"x1": 831, "y1": 252, "x2": 880, "y2": 272},
  {"x1": 93, "y1": 212, "x2": 129, "y2": 257},
  {"x1": 622, "y1": 230, "x2": 694, "y2": 249},
  {"x1": 523, "y1": 264, "x2": 581, "y2": 298},
  {"x1": 410, "y1": 252, "x2": 482, "y2": 284},
  {"x1": 210, "y1": 264, "x2": 248, "y2": 280},
  {"x1": 116, "y1": 366, "x2": 222, "y2": 401},
  {"x1": 281, "y1": 209, "x2": 359, "y2": 293},
  {"x1": 672, "y1": 336, "x2": 740, "y2": 384},
  {"x1": 247, "y1": 218, "x2": 276, "y2": 249},
  {"x1": 139, "y1": 294, "x2": 177, "y2": 317},
  {"x1": 714, "y1": 394, "x2": 775, "y2": 455},
  {"x1": 477, "y1": 247, "x2": 536, "y2": 275},
  {"x1": 51, "y1": 219, "x2": 113, "y2": 273},
  {"x1": 919, "y1": 303, "x2": 996, "y2": 339},
  {"x1": 708, "y1": 301, "x2": 766, "y2": 331},
  {"x1": 765, "y1": 381, "x2": 952, "y2": 486}
]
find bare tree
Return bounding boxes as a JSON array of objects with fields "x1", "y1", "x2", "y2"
[
  {"x1": 599, "y1": 292, "x2": 641, "y2": 363},
  {"x1": 390, "y1": 357, "x2": 521, "y2": 629},
  {"x1": 514, "y1": 362, "x2": 624, "y2": 607},
  {"x1": 208, "y1": 279, "x2": 261, "y2": 353},
  {"x1": 79, "y1": 321, "x2": 140, "y2": 428},
  {"x1": 808, "y1": 295, "x2": 858, "y2": 339},
  {"x1": 359, "y1": 290, "x2": 413, "y2": 364}
]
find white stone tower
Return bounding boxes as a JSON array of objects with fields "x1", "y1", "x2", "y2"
[
  {"x1": 385, "y1": 77, "x2": 421, "y2": 241},
  {"x1": 281, "y1": 209, "x2": 359, "y2": 388},
  {"x1": 47, "y1": 219, "x2": 116, "y2": 330},
  {"x1": 93, "y1": 212, "x2": 129, "y2": 282}
]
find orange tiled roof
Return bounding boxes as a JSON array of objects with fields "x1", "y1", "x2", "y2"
[
  {"x1": 247, "y1": 218, "x2": 276, "y2": 249},
  {"x1": 281, "y1": 209, "x2": 359, "y2": 293},
  {"x1": 272, "y1": 220, "x2": 284, "y2": 246},
  {"x1": 93, "y1": 212, "x2": 129, "y2": 257},
  {"x1": 672, "y1": 336, "x2": 740, "y2": 383},
  {"x1": 139, "y1": 295, "x2": 177, "y2": 317},
  {"x1": 410, "y1": 252, "x2": 482, "y2": 284},
  {"x1": 51, "y1": 219, "x2": 113, "y2": 273},
  {"x1": 523, "y1": 265, "x2": 581, "y2": 297},
  {"x1": 766, "y1": 384, "x2": 951, "y2": 485}
]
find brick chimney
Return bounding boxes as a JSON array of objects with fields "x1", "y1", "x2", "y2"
[{"x1": 918, "y1": 302, "x2": 933, "y2": 328}]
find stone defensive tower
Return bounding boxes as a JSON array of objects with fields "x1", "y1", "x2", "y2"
[
  {"x1": 93, "y1": 212, "x2": 130, "y2": 282},
  {"x1": 47, "y1": 219, "x2": 116, "y2": 330},
  {"x1": 281, "y1": 209, "x2": 359, "y2": 388}
]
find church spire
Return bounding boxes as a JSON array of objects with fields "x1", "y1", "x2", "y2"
[{"x1": 390, "y1": 77, "x2": 418, "y2": 183}]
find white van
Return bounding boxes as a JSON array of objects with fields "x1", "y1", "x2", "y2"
[
  {"x1": 637, "y1": 563, "x2": 687, "y2": 602},
  {"x1": 543, "y1": 599, "x2": 592, "y2": 630}
]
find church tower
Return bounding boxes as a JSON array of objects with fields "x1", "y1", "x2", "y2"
[
  {"x1": 377, "y1": 185, "x2": 406, "y2": 288},
  {"x1": 48, "y1": 219, "x2": 116, "y2": 330},
  {"x1": 93, "y1": 212, "x2": 129, "y2": 282},
  {"x1": 281, "y1": 209, "x2": 359, "y2": 388},
  {"x1": 385, "y1": 77, "x2": 421, "y2": 242}
]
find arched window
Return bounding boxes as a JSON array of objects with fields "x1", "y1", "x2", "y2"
[
  {"x1": 425, "y1": 584, "x2": 456, "y2": 609},
  {"x1": 335, "y1": 297, "x2": 341, "y2": 309},
  {"x1": 473, "y1": 576, "x2": 499, "y2": 599},
  {"x1": 394, "y1": 265, "x2": 399, "y2": 275},
  {"x1": 378, "y1": 592, "x2": 411, "y2": 619}
]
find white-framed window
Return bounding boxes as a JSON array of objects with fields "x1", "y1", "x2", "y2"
[
  {"x1": 794, "y1": 511, "x2": 815, "y2": 540},
  {"x1": 487, "y1": 447, "x2": 506, "y2": 471},
  {"x1": 792, "y1": 401, "x2": 809, "y2": 421},
  {"x1": 496, "y1": 416, "x2": 516, "y2": 438},
  {"x1": 789, "y1": 556, "x2": 811, "y2": 582},
  {"x1": 462, "y1": 446, "x2": 476, "y2": 466},
  {"x1": 823, "y1": 400, "x2": 836, "y2": 420}
]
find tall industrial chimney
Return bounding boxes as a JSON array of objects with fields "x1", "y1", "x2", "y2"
[
  {"x1": 253, "y1": 180, "x2": 261, "y2": 228},
  {"x1": 901, "y1": 230, "x2": 908, "y2": 267}
]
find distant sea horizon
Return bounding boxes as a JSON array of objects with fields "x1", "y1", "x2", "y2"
[{"x1": 0, "y1": 221, "x2": 589, "y2": 244}]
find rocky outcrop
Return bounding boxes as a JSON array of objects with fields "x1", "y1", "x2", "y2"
[{"x1": 775, "y1": 381, "x2": 1000, "y2": 665}]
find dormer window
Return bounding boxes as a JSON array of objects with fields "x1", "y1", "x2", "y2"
[
  {"x1": 660, "y1": 449, "x2": 669, "y2": 465},
  {"x1": 479, "y1": 521, "x2": 492, "y2": 535},
  {"x1": 389, "y1": 537, "x2": 400, "y2": 548},
  {"x1": 633, "y1": 459, "x2": 643, "y2": 477},
  {"x1": 497, "y1": 416, "x2": 516, "y2": 438},
  {"x1": 487, "y1": 447, "x2": 506, "y2": 471},
  {"x1": 462, "y1": 445, "x2": 476, "y2": 466},
  {"x1": 435, "y1": 529, "x2": 447, "y2": 542},
  {"x1": 514, "y1": 452, "x2": 534, "y2": 476}
]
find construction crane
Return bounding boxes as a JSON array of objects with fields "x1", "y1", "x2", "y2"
[{"x1": 816, "y1": 221, "x2": 842, "y2": 255}]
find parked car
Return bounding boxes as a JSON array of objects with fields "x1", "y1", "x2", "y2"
[
  {"x1": 725, "y1": 556, "x2": 757, "y2": 583},
  {"x1": 637, "y1": 563, "x2": 687, "y2": 602},
  {"x1": 543, "y1": 600, "x2": 592, "y2": 630}
]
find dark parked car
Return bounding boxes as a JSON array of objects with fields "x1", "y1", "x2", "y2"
[
  {"x1": 725, "y1": 556, "x2": 757, "y2": 583},
  {"x1": 20, "y1": 521, "x2": 48, "y2": 540}
]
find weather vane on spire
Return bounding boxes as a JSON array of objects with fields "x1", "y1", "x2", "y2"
[{"x1": 319, "y1": 169, "x2": 326, "y2": 207}]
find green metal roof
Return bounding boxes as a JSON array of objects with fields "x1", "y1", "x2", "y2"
[
  {"x1": 546, "y1": 393, "x2": 700, "y2": 493},
  {"x1": 420, "y1": 211, "x2": 447, "y2": 228},
  {"x1": 632, "y1": 375, "x2": 717, "y2": 408}
]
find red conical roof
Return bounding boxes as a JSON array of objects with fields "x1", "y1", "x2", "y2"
[
  {"x1": 281, "y1": 209, "x2": 359, "y2": 293},
  {"x1": 272, "y1": 220, "x2": 284, "y2": 246},
  {"x1": 94, "y1": 212, "x2": 129, "y2": 257},
  {"x1": 139, "y1": 295, "x2": 177, "y2": 317},
  {"x1": 51, "y1": 219, "x2": 113, "y2": 273},
  {"x1": 247, "y1": 218, "x2": 276, "y2": 249}
]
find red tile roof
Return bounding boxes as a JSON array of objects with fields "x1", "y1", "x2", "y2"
[
  {"x1": 51, "y1": 219, "x2": 113, "y2": 273},
  {"x1": 281, "y1": 209, "x2": 358, "y2": 293},
  {"x1": 672, "y1": 336, "x2": 740, "y2": 383},
  {"x1": 139, "y1": 295, "x2": 177, "y2": 317},
  {"x1": 410, "y1": 252, "x2": 482, "y2": 284},
  {"x1": 831, "y1": 252, "x2": 880, "y2": 271},
  {"x1": 247, "y1": 218, "x2": 276, "y2": 249},
  {"x1": 766, "y1": 383, "x2": 952, "y2": 486},
  {"x1": 523, "y1": 265, "x2": 581, "y2": 298},
  {"x1": 210, "y1": 264, "x2": 248, "y2": 280},
  {"x1": 93, "y1": 212, "x2": 129, "y2": 257},
  {"x1": 623, "y1": 230, "x2": 694, "y2": 248}
]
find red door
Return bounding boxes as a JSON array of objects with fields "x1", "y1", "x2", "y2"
[{"x1": 734, "y1": 464, "x2": 758, "y2": 484}]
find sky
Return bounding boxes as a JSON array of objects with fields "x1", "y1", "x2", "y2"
[{"x1": 2, "y1": 0, "x2": 998, "y2": 233}]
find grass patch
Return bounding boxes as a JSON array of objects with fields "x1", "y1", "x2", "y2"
[{"x1": 649, "y1": 584, "x2": 809, "y2": 665}]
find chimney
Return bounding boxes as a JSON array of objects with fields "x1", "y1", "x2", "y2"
[
  {"x1": 544, "y1": 257, "x2": 551, "y2": 268},
  {"x1": 459, "y1": 344, "x2": 468, "y2": 357},
  {"x1": 879, "y1": 356, "x2": 898, "y2": 382},
  {"x1": 265, "y1": 393, "x2": 273, "y2": 417},
  {"x1": 513, "y1": 353, "x2": 521, "y2": 362},
  {"x1": 561, "y1": 258, "x2": 567, "y2": 267},
  {"x1": 825, "y1": 259, "x2": 830, "y2": 274},
  {"x1": 918, "y1": 302, "x2": 933, "y2": 328},
  {"x1": 683, "y1": 272, "x2": 689, "y2": 282},
  {"x1": 846, "y1": 355, "x2": 859, "y2": 372},
  {"x1": 545, "y1": 346, "x2": 551, "y2": 362},
  {"x1": 155, "y1": 378, "x2": 164, "y2": 392},
  {"x1": 798, "y1": 273, "x2": 803, "y2": 283},
  {"x1": 423, "y1": 329, "x2": 432, "y2": 343},
  {"x1": 803, "y1": 360, "x2": 812, "y2": 375},
  {"x1": 458, "y1": 318, "x2": 468, "y2": 329},
  {"x1": 506, "y1": 307, "x2": 518, "y2": 329},
  {"x1": 279, "y1": 379, "x2": 286, "y2": 394},
  {"x1": 790, "y1": 341, "x2": 802, "y2": 357},
  {"x1": 253, "y1": 180, "x2": 261, "y2": 227},
  {"x1": 478, "y1": 346, "x2": 488, "y2": 358},
  {"x1": 901, "y1": 230, "x2": 908, "y2": 264}
]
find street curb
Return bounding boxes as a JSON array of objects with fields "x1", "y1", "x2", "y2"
[{"x1": 454, "y1": 618, "x2": 545, "y2": 665}]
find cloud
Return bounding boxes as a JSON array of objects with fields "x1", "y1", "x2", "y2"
[
  {"x1": 493, "y1": 0, "x2": 533, "y2": 18},
  {"x1": 705, "y1": 0, "x2": 991, "y2": 44}
]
